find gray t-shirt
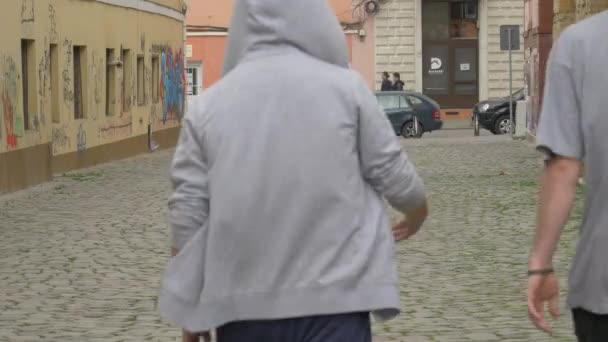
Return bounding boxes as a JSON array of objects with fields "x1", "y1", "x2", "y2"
[{"x1": 537, "y1": 10, "x2": 608, "y2": 314}]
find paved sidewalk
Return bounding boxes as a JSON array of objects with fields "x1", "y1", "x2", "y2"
[{"x1": 0, "y1": 132, "x2": 581, "y2": 341}]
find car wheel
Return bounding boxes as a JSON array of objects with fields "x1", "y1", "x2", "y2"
[
  {"x1": 493, "y1": 115, "x2": 512, "y2": 135},
  {"x1": 401, "y1": 121, "x2": 423, "y2": 138}
]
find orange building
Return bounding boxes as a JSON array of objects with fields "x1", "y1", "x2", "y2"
[{"x1": 184, "y1": 0, "x2": 376, "y2": 97}]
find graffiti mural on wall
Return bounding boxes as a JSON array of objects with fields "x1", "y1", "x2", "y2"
[
  {"x1": 38, "y1": 39, "x2": 50, "y2": 99},
  {"x1": 144, "y1": 65, "x2": 151, "y2": 105},
  {"x1": 2, "y1": 91, "x2": 17, "y2": 148},
  {"x1": 49, "y1": 4, "x2": 58, "y2": 42},
  {"x1": 87, "y1": 51, "x2": 103, "y2": 120},
  {"x1": 38, "y1": 38, "x2": 50, "y2": 127},
  {"x1": 52, "y1": 126, "x2": 70, "y2": 154},
  {"x1": 160, "y1": 48, "x2": 185, "y2": 124},
  {"x1": 1, "y1": 56, "x2": 21, "y2": 148},
  {"x1": 99, "y1": 121, "x2": 132, "y2": 139},
  {"x1": 21, "y1": 0, "x2": 35, "y2": 23},
  {"x1": 76, "y1": 124, "x2": 87, "y2": 152},
  {"x1": 62, "y1": 39, "x2": 74, "y2": 105}
]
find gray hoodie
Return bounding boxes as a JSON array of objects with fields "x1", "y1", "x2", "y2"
[{"x1": 159, "y1": 0, "x2": 426, "y2": 332}]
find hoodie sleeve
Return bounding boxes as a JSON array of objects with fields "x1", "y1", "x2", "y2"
[
  {"x1": 356, "y1": 81, "x2": 427, "y2": 214},
  {"x1": 168, "y1": 116, "x2": 210, "y2": 250}
]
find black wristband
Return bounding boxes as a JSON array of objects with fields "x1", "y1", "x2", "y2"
[{"x1": 527, "y1": 268, "x2": 555, "y2": 277}]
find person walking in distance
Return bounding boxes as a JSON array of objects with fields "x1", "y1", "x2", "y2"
[
  {"x1": 393, "y1": 72, "x2": 405, "y2": 91},
  {"x1": 527, "y1": 10, "x2": 608, "y2": 341},
  {"x1": 381, "y1": 71, "x2": 393, "y2": 91},
  {"x1": 159, "y1": 0, "x2": 429, "y2": 341}
]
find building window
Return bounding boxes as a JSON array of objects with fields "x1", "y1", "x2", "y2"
[
  {"x1": 422, "y1": 2, "x2": 450, "y2": 41},
  {"x1": 151, "y1": 55, "x2": 159, "y2": 103},
  {"x1": 51, "y1": 44, "x2": 60, "y2": 123},
  {"x1": 137, "y1": 55, "x2": 145, "y2": 105},
  {"x1": 186, "y1": 64, "x2": 202, "y2": 96},
  {"x1": 106, "y1": 49, "x2": 116, "y2": 116},
  {"x1": 73, "y1": 46, "x2": 87, "y2": 119},
  {"x1": 121, "y1": 48, "x2": 132, "y2": 112},
  {"x1": 21, "y1": 39, "x2": 37, "y2": 130},
  {"x1": 450, "y1": 2, "x2": 478, "y2": 39}
]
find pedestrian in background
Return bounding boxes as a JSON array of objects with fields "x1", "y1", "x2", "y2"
[
  {"x1": 159, "y1": 0, "x2": 429, "y2": 341},
  {"x1": 527, "y1": 10, "x2": 608, "y2": 341},
  {"x1": 381, "y1": 71, "x2": 393, "y2": 91},
  {"x1": 393, "y1": 72, "x2": 405, "y2": 91}
]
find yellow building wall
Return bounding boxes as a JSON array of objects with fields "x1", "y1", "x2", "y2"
[
  {"x1": 554, "y1": 0, "x2": 608, "y2": 37},
  {"x1": 0, "y1": 0, "x2": 185, "y2": 192}
]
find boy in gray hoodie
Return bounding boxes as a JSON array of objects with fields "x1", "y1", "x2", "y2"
[{"x1": 159, "y1": 0, "x2": 428, "y2": 341}]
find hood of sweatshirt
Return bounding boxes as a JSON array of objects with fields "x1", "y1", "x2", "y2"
[{"x1": 221, "y1": 0, "x2": 350, "y2": 75}]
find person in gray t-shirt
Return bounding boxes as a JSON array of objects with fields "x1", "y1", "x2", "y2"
[{"x1": 527, "y1": 10, "x2": 608, "y2": 341}]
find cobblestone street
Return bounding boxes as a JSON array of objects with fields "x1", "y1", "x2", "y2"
[{"x1": 0, "y1": 130, "x2": 582, "y2": 341}]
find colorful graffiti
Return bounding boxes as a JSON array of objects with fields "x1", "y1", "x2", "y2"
[
  {"x1": 99, "y1": 121, "x2": 132, "y2": 139},
  {"x1": 2, "y1": 91, "x2": 17, "y2": 148},
  {"x1": 160, "y1": 48, "x2": 185, "y2": 124},
  {"x1": 1, "y1": 56, "x2": 20, "y2": 148},
  {"x1": 76, "y1": 124, "x2": 86, "y2": 152}
]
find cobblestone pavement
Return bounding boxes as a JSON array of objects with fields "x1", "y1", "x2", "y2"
[{"x1": 0, "y1": 130, "x2": 582, "y2": 341}]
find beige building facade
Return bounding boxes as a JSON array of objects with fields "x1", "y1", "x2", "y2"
[
  {"x1": 373, "y1": 0, "x2": 524, "y2": 118},
  {"x1": 524, "y1": 0, "x2": 607, "y2": 137},
  {"x1": 554, "y1": 0, "x2": 608, "y2": 35},
  {"x1": 0, "y1": 0, "x2": 186, "y2": 193}
]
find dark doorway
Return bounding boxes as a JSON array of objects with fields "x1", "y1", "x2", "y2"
[{"x1": 422, "y1": 0, "x2": 479, "y2": 108}]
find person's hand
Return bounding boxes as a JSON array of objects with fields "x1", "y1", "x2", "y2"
[
  {"x1": 527, "y1": 273, "x2": 560, "y2": 335},
  {"x1": 182, "y1": 330, "x2": 211, "y2": 342},
  {"x1": 392, "y1": 219, "x2": 420, "y2": 242}
]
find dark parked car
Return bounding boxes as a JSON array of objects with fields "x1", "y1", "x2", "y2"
[
  {"x1": 472, "y1": 88, "x2": 525, "y2": 135},
  {"x1": 374, "y1": 91, "x2": 443, "y2": 138}
]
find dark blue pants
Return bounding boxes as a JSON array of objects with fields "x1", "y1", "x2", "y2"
[
  {"x1": 216, "y1": 312, "x2": 371, "y2": 342},
  {"x1": 573, "y1": 309, "x2": 608, "y2": 342}
]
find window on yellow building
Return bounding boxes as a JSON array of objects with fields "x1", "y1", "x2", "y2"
[
  {"x1": 137, "y1": 55, "x2": 145, "y2": 105},
  {"x1": 122, "y1": 48, "x2": 132, "y2": 112},
  {"x1": 106, "y1": 49, "x2": 116, "y2": 117},
  {"x1": 73, "y1": 45, "x2": 87, "y2": 120},
  {"x1": 21, "y1": 39, "x2": 37, "y2": 130}
]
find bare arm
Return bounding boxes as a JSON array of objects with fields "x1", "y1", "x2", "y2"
[
  {"x1": 527, "y1": 28, "x2": 583, "y2": 335},
  {"x1": 392, "y1": 204, "x2": 429, "y2": 241},
  {"x1": 529, "y1": 157, "x2": 581, "y2": 269},
  {"x1": 407, "y1": 205, "x2": 429, "y2": 229}
]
